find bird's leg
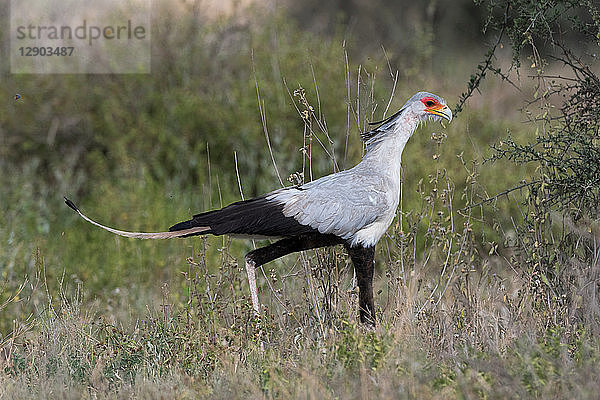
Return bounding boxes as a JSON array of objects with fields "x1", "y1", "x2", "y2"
[
  {"x1": 244, "y1": 233, "x2": 343, "y2": 314},
  {"x1": 346, "y1": 244, "x2": 376, "y2": 326},
  {"x1": 244, "y1": 256, "x2": 260, "y2": 315}
]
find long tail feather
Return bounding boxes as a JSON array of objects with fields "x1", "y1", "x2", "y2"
[{"x1": 64, "y1": 197, "x2": 209, "y2": 239}]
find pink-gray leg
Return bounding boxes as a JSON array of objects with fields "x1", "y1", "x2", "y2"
[{"x1": 244, "y1": 256, "x2": 261, "y2": 315}]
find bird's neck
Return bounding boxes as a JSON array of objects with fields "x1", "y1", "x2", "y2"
[{"x1": 361, "y1": 110, "x2": 421, "y2": 165}]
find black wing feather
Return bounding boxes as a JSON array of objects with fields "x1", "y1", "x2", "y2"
[{"x1": 169, "y1": 195, "x2": 317, "y2": 238}]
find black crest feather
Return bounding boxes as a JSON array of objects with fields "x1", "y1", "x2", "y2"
[{"x1": 360, "y1": 107, "x2": 404, "y2": 142}]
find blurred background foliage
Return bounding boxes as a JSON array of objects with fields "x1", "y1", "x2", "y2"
[
  {"x1": 0, "y1": 0, "x2": 543, "y2": 335},
  {"x1": 0, "y1": 0, "x2": 530, "y2": 305},
  {"x1": 1, "y1": 0, "x2": 599, "y2": 397}
]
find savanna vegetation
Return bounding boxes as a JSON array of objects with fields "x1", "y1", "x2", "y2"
[{"x1": 1, "y1": 0, "x2": 599, "y2": 398}]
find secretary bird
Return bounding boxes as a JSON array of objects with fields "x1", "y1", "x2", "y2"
[{"x1": 65, "y1": 92, "x2": 452, "y2": 325}]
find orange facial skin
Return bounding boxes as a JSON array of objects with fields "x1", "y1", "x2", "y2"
[{"x1": 421, "y1": 97, "x2": 452, "y2": 120}]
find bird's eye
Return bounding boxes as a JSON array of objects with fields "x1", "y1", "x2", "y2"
[{"x1": 425, "y1": 100, "x2": 435, "y2": 107}]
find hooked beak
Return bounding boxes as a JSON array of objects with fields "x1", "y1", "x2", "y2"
[{"x1": 426, "y1": 105, "x2": 453, "y2": 122}]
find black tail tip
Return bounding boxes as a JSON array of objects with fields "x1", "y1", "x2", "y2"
[{"x1": 64, "y1": 197, "x2": 79, "y2": 212}]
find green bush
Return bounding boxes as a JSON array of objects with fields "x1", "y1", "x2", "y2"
[{"x1": 461, "y1": 0, "x2": 600, "y2": 336}]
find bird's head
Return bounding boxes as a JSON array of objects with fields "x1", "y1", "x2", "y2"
[
  {"x1": 405, "y1": 91, "x2": 452, "y2": 123},
  {"x1": 361, "y1": 91, "x2": 452, "y2": 145}
]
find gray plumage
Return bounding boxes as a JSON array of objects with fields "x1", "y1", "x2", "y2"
[{"x1": 266, "y1": 91, "x2": 452, "y2": 247}]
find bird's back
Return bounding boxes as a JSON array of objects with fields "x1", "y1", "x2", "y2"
[{"x1": 267, "y1": 165, "x2": 395, "y2": 246}]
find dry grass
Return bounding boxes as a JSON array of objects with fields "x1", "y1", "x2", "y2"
[{"x1": 1, "y1": 244, "x2": 599, "y2": 399}]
